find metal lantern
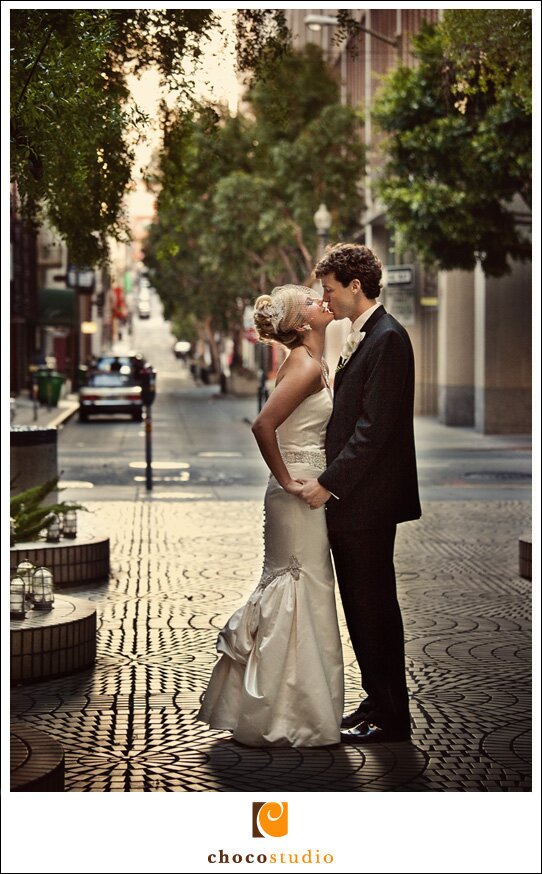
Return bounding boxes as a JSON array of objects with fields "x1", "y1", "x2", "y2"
[
  {"x1": 313, "y1": 203, "x2": 332, "y2": 235},
  {"x1": 10, "y1": 577, "x2": 26, "y2": 619},
  {"x1": 16, "y1": 559, "x2": 36, "y2": 602},
  {"x1": 32, "y1": 567, "x2": 55, "y2": 610},
  {"x1": 62, "y1": 509, "x2": 77, "y2": 539},
  {"x1": 46, "y1": 513, "x2": 61, "y2": 542}
]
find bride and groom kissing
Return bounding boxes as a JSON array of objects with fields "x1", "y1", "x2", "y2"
[{"x1": 198, "y1": 242, "x2": 421, "y2": 748}]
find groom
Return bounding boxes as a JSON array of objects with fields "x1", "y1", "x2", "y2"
[{"x1": 299, "y1": 243, "x2": 421, "y2": 744}]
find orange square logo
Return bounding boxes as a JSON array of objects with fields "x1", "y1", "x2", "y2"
[{"x1": 252, "y1": 802, "x2": 288, "y2": 838}]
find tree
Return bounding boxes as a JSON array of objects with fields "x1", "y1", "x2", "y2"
[
  {"x1": 372, "y1": 14, "x2": 531, "y2": 277},
  {"x1": 235, "y1": 9, "x2": 291, "y2": 79},
  {"x1": 143, "y1": 103, "x2": 253, "y2": 373},
  {"x1": 439, "y1": 9, "x2": 531, "y2": 114},
  {"x1": 144, "y1": 45, "x2": 365, "y2": 368},
  {"x1": 10, "y1": 9, "x2": 218, "y2": 266},
  {"x1": 10, "y1": 9, "x2": 307, "y2": 268}
]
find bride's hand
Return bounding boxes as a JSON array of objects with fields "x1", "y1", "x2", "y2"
[{"x1": 283, "y1": 480, "x2": 304, "y2": 497}]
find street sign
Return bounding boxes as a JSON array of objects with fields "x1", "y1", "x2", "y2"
[
  {"x1": 384, "y1": 265, "x2": 414, "y2": 287},
  {"x1": 385, "y1": 288, "x2": 416, "y2": 326}
]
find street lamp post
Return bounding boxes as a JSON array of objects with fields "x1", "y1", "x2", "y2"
[
  {"x1": 67, "y1": 263, "x2": 95, "y2": 391},
  {"x1": 304, "y1": 14, "x2": 398, "y2": 48},
  {"x1": 313, "y1": 203, "x2": 332, "y2": 263}
]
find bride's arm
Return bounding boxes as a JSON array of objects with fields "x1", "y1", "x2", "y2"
[{"x1": 251, "y1": 354, "x2": 321, "y2": 494}]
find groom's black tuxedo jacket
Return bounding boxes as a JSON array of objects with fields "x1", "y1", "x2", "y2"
[{"x1": 319, "y1": 306, "x2": 421, "y2": 532}]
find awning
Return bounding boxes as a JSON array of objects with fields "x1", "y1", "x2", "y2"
[{"x1": 37, "y1": 288, "x2": 76, "y2": 327}]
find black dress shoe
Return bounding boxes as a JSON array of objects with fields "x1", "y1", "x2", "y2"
[
  {"x1": 341, "y1": 720, "x2": 411, "y2": 745},
  {"x1": 341, "y1": 702, "x2": 373, "y2": 729}
]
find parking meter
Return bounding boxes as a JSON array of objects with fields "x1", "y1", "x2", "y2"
[
  {"x1": 140, "y1": 366, "x2": 156, "y2": 491},
  {"x1": 140, "y1": 366, "x2": 157, "y2": 407}
]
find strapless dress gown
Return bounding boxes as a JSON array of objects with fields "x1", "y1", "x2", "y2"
[{"x1": 197, "y1": 386, "x2": 344, "y2": 747}]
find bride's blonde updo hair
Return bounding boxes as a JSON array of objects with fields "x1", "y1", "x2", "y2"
[{"x1": 253, "y1": 284, "x2": 312, "y2": 349}]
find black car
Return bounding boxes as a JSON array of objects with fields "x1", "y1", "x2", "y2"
[
  {"x1": 93, "y1": 354, "x2": 143, "y2": 375},
  {"x1": 78, "y1": 371, "x2": 143, "y2": 422}
]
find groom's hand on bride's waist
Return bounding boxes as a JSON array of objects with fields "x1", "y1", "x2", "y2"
[{"x1": 298, "y1": 479, "x2": 332, "y2": 509}]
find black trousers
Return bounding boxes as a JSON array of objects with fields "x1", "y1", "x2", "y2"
[{"x1": 328, "y1": 525, "x2": 411, "y2": 733}]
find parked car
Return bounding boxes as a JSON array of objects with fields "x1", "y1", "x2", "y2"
[
  {"x1": 173, "y1": 340, "x2": 191, "y2": 360},
  {"x1": 78, "y1": 371, "x2": 143, "y2": 422},
  {"x1": 138, "y1": 299, "x2": 151, "y2": 319},
  {"x1": 88, "y1": 353, "x2": 148, "y2": 379}
]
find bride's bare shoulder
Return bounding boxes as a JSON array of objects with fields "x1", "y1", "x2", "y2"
[{"x1": 275, "y1": 347, "x2": 320, "y2": 388}]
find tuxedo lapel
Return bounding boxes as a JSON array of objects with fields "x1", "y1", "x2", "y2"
[
  {"x1": 333, "y1": 306, "x2": 387, "y2": 391},
  {"x1": 334, "y1": 361, "x2": 347, "y2": 390},
  {"x1": 359, "y1": 304, "x2": 387, "y2": 338}
]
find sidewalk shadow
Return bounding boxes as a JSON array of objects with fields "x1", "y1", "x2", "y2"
[{"x1": 200, "y1": 736, "x2": 427, "y2": 792}]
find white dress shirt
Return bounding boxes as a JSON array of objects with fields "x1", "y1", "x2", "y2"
[{"x1": 351, "y1": 301, "x2": 382, "y2": 334}]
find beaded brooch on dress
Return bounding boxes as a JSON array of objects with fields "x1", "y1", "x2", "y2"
[{"x1": 259, "y1": 555, "x2": 302, "y2": 590}]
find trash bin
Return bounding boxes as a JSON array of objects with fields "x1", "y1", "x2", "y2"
[{"x1": 36, "y1": 370, "x2": 65, "y2": 407}]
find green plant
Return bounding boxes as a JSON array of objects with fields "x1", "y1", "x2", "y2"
[{"x1": 10, "y1": 476, "x2": 86, "y2": 545}]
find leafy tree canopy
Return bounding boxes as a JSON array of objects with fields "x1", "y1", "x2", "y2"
[
  {"x1": 144, "y1": 45, "x2": 365, "y2": 360},
  {"x1": 372, "y1": 13, "x2": 531, "y2": 277},
  {"x1": 10, "y1": 8, "x2": 218, "y2": 265},
  {"x1": 440, "y1": 9, "x2": 531, "y2": 113},
  {"x1": 235, "y1": 9, "x2": 291, "y2": 78}
]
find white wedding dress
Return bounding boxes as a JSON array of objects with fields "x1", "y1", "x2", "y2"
[{"x1": 197, "y1": 381, "x2": 344, "y2": 747}]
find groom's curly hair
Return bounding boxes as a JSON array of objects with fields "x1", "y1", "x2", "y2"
[{"x1": 314, "y1": 243, "x2": 383, "y2": 299}]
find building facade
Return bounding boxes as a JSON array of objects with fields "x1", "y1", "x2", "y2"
[{"x1": 285, "y1": 8, "x2": 532, "y2": 433}]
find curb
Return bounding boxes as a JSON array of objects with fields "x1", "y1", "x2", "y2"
[{"x1": 46, "y1": 402, "x2": 80, "y2": 429}]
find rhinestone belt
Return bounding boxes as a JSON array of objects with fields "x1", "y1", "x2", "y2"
[{"x1": 281, "y1": 448, "x2": 327, "y2": 470}]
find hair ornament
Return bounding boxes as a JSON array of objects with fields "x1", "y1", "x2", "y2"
[{"x1": 260, "y1": 298, "x2": 286, "y2": 332}]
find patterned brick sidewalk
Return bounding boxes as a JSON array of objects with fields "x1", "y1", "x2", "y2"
[{"x1": 11, "y1": 498, "x2": 531, "y2": 792}]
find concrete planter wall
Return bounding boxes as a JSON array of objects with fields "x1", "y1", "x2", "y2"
[
  {"x1": 10, "y1": 595, "x2": 97, "y2": 686},
  {"x1": 11, "y1": 534, "x2": 110, "y2": 586},
  {"x1": 11, "y1": 722, "x2": 65, "y2": 792},
  {"x1": 519, "y1": 535, "x2": 532, "y2": 581},
  {"x1": 10, "y1": 426, "x2": 58, "y2": 502}
]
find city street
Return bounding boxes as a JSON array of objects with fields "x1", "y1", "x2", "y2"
[
  {"x1": 10, "y1": 295, "x2": 532, "y2": 792},
  {"x1": 57, "y1": 293, "x2": 532, "y2": 505},
  {"x1": 56, "y1": 292, "x2": 268, "y2": 501}
]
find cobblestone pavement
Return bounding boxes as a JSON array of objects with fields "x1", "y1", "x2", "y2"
[{"x1": 11, "y1": 497, "x2": 531, "y2": 792}]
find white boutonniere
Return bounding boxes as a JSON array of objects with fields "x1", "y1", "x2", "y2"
[{"x1": 336, "y1": 331, "x2": 366, "y2": 372}]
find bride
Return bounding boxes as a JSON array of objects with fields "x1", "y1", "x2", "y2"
[{"x1": 197, "y1": 284, "x2": 344, "y2": 747}]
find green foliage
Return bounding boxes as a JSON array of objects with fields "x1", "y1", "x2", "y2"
[
  {"x1": 144, "y1": 45, "x2": 365, "y2": 349},
  {"x1": 101, "y1": 9, "x2": 218, "y2": 88},
  {"x1": 10, "y1": 9, "x2": 218, "y2": 266},
  {"x1": 373, "y1": 17, "x2": 531, "y2": 277},
  {"x1": 10, "y1": 476, "x2": 62, "y2": 517},
  {"x1": 10, "y1": 476, "x2": 86, "y2": 545},
  {"x1": 235, "y1": 10, "x2": 291, "y2": 78},
  {"x1": 440, "y1": 9, "x2": 531, "y2": 113},
  {"x1": 247, "y1": 42, "x2": 340, "y2": 139},
  {"x1": 170, "y1": 312, "x2": 199, "y2": 345},
  {"x1": 144, "y1": 103, "x2": 249, "y2": 331}
]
